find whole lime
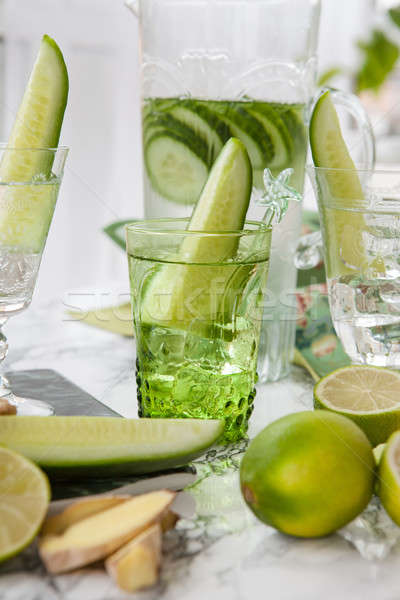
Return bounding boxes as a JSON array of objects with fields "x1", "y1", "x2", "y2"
[{"x1": 240, "y1": 411, "x2": 375, "y2": 537}]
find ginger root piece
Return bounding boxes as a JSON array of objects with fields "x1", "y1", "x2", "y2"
[
  {"x1": 39, "y1": 489, "x2": 175, "y2": 574},
  {"x1": 161, "y1": 510, "x2": 179, "y2": 532},
  {"x1": 105, "y1": 523, "x2": 162, "y2": 593},
  {"x1": 0, "y1": 398, "x2": 16, "y2": 415},
  {"x1": 41, "y1": 495, "x2": 130, "y2": 537}
]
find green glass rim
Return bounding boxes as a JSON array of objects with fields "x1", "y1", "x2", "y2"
[{"x1": 125, "y1": 218, "x2": 271, "y2": 237}]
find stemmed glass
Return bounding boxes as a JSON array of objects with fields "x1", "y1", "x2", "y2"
[{"x1": 0, "y1": 145, "x2": 68, "y2": 415}]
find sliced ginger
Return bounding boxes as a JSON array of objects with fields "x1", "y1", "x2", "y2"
[
  {"x1": 105, "y1": 523, "x2": 162, "y2": 592},
  {"x1": 41, "y1": 495, "x2": 130, "y2": 537},
  {"x1": 39, "y1": 489, "x2": 175, "y2": 573}
]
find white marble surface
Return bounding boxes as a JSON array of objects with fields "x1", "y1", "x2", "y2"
[{"x1": 0, "y1": 298, "x2": 399, "y2": 600}]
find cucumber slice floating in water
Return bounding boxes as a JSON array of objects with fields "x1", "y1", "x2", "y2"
[
  {"x1": 0, "y1": 35, "x2": 68, "y2": 251},
  {"x1": 280, "y1": 105, "x2": 306, "y2": 146},
  {"x1": 0, "y1": 416, "x2": 224, "y2": 477},
  {"x1": 143, "y1": 113, "x2": 209, "y2": 159},
  {"x1": 136, "y1": 138, "x2": 252, "y2": 329},
  {"x1": 168, "y1": 101, "x2": 231, "y2": 163},
  {"x1": 143, "y1": 99, "x2": 231, "y2": 162},
  {"x1": 209, "y1": 103, "x2": 273, "y2": 170},
  {"x1": 167, "y1": 105, "x2": 223, "y2": 164},
  {"x1": 143, "y1": 101, "x2": 232, "y2": 204},
  {"x1": 309, "y1": 90, "x2": 370, "y2": 276},
  {"x1": 246, "y1": 103, "x2": 293, "y2": 169},
  {"x1": 144, "y1": 131, "x2": 209, "y2": 205}
]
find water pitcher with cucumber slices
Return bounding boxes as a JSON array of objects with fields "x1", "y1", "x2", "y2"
[{"x1": 127, "y1": 0, "x2": 374, "y2": 382}]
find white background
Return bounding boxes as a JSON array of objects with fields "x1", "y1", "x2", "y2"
[{"x1": 0, "y1": 0, "x2": 379, "y2": 303}]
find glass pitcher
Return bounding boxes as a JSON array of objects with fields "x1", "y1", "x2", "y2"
[{"x1": 126, "y1": 0, "x2": 375, "y2": 382}]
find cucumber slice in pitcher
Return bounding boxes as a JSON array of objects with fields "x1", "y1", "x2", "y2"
[
  {"x1": 144, "y1": 131, "x2": 209, "y2": 205},
  {"x1": 135, "y1": 138, "x2": 252, "y2": 330},
  {"x1": 309, "y1": 90, "x2": 370, "y2": 276},
  {"x1": 280, "y1": 105, "x2": 306, "y2": 144},
  {"x1": 167, "y1": 106, "x2": 223, "y2": 164},
  {"x1": 168, "y1": 101, "x2": 231, "y2": 162},
  {"x1": 246, "y1": 103, "x2": 293, "y2": 169},
  {"x1": 209, "y1": 102, "x2": 273, "y2": 170},
  {"x1": 143, "y1": 113, "x2": 209, "y2": 156},
  {"x1": 143, "y1": 99, "x2": 231, "y2": 161}
]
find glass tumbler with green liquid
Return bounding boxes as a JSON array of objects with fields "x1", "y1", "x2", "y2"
[{"x1": 127, "y1": 218, "x2": 270, "y2": 443}]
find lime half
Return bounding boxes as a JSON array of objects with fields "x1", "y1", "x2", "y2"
[
  {"x1": 314, "y1": 365, "x2": 400, "y2": 446},
  {"x1": 378, "y1": 431, "x2": 400, "y2": 525},
  {"x1": 0, "y1": 447, "x2": 50, "y2": 563},
  {"x1": 373, "y1": 443, "x2": 386, "y2": 465}
]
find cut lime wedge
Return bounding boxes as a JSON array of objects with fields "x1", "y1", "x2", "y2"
[
  {"x1": 314, "y1": 365, "x2": 400, "y2": 446},
  {"x1": 0, "y1": 35, "x2": 68, "y2": 252},
  {"x1": 0, "y1": 447, "x2": 50, "y2": 563},
  {"x1": 378, "y1": 431, "x2": 400, "y2": 525},
  {"x1": 0, "y1": 416, "x2": 224, "y2": 477},
  {"x1": 134, "y1": 138, "x2": 252, "y2": 329},
  {"x1": 309, "y1": 91, "x2": 369, "y2": 277},
  {"x1": 373, "y1": 443, "x2": 386, "y2": 464}
]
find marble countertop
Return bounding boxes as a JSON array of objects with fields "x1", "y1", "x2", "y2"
[{"x1": 0, "y1": 298, "x2": 399, "y2": 600}]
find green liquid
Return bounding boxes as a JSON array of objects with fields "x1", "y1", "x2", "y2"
[{"x1": 129, "y1": 255, "x2": 269, "y2": 443}]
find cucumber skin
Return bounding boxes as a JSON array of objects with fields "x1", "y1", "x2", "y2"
[
  {"x1": 42, "y1": 35, "x2": 69, "y2": 149},
  {"x1": 310, "y1": 91, "x2": 331, "y2": 167},
  {"x1": 310, "y1": 90, "x2": 357, "y2": 171},
  {"x1": 36, "y1": 447, "x2": 210, "y2": 479}
]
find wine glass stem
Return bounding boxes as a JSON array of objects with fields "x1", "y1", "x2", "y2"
[{"x1": 0, "y1": 319, "x2": 11, "y2": 397}]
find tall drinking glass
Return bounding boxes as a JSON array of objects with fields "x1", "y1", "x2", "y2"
[
  {"x1": 0, "y1": 146, "x2": 68, "y2": 414},
  {"x1": 127, "y1": 0, "x2": 374, "y2": 382},
  {"x1": 126, "y1": 218, "x2": 270, "y2": 442},
  {"x1": 306, "y1": 167, "x2": 400, "y2": 368}
]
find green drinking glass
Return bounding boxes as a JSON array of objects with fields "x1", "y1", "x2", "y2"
[{"x1": 126, "y1": 218, "x2": 271, "y2": 442}]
